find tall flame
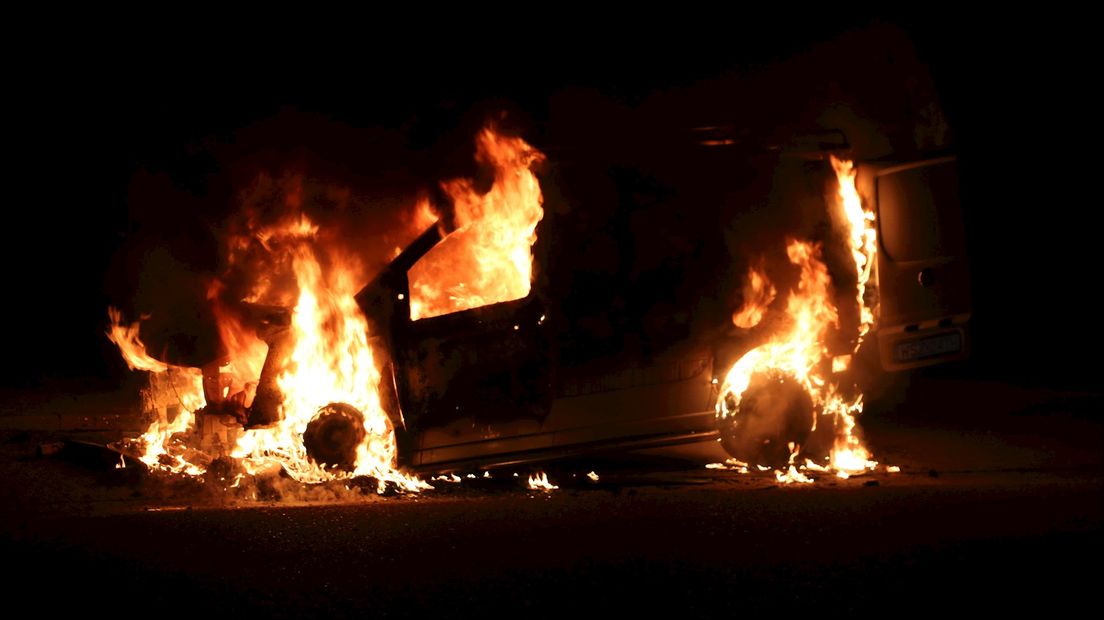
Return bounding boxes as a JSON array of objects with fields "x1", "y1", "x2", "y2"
[
  {"x1": 229, "y1": 236, "x2": 422, "y2": 489},
  {"x1": 408, "y1": 128, "x2": 545, "y2": 320},
  {"x1": 716, "y1": 158, "x2": 879, "y2": 482},
  {"x1": 108, "y1": 212, "x2": 429, "y2": 492},
  {"x1": 831, "y1": 155, "x2": 878, "y2": 344}
]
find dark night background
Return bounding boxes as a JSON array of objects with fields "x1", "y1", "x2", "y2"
[{"x1": 3, "y1": 14, "x2": 1097, "y2": 393}]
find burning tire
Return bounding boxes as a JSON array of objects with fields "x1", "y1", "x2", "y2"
[
  {"x1": 302, "y1": 402, "x2": 368, "y2": 472},
  {"x1": 717, "y1": 369, "x2": 815, "y2": 468}
]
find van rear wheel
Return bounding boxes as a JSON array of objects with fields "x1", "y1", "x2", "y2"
[{"x1": 716, "y1": 369, "x2": 814, "y2": 468}]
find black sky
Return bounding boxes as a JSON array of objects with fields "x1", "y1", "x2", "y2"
[{"x1": 4, "y1": 14, "x2": 1097, "y2": 390}]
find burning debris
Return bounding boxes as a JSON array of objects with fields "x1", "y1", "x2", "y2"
[{"x1": 706, "y1": 459, "x2": 750, "y2": 473}]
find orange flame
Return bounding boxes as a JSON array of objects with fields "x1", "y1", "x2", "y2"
[
  {"x1": 109, "y1": 214, "x2": 429, "y2": 492},
  {"x1": 527, "y1": 472, "x2": 559, "y2": 491},
  {"x1": 831, "y1": 155, "x2": 878, "y2": 344},
  {"x1": 408, "y1": 128, "x2": 545, "y2": 320},
  {"x1": 207, "y1": 290, "x2": 268, "y2": 405},
  {"x1": 108, "y1": 126, "x2": 545, "y2": 494},
  {"x1": 229, "y1": 234, "x2": 426, "y2": 491},
  {"x1": 716, "y1": 158, "x2": 880, "y2": 482},
  {"x1": 106, "y1": 308, "x2": 169, "y2": 373},
  {"x1": 732, "y1": 267, "x2": 777, "y2": 329},
  {"x1": 209, "y1": 213, "x2": 425, "y2": 491},
  {"x1": 107, "y1": 308, "x2": 206, "y2": 475}
]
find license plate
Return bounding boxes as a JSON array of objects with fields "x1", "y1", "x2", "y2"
[{"x1": 894, "y1": 331, "x2": 962, "y2": 363}]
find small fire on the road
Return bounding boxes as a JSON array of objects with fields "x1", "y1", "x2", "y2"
[
  {"x1": 528, "y1": 472, "x2": 559, "y2": 491},
  {"x1": 775, "y1": 466, "x2": 814, "y2": 485}
]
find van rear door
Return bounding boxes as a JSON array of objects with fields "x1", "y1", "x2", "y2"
[{"x1": 857, "y1": 156, "x2": 972, "y2": 370}]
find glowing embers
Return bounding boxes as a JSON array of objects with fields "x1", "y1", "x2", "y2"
[{"x1": 407, "y1": 128, "x2": 545, "y2": 320}]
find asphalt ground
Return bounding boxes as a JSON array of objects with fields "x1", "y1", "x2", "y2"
[{"x1": 1, "y1": 375, "x2": 1100, "y2": 616}]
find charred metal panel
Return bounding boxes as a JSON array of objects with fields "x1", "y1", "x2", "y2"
[{"x1": 396, "y1": 297, "x2": 551, "y2": 428}]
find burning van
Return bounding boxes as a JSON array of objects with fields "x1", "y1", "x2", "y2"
[
  {"x1": 105, "y1": 118, "x2": 967, "y2": 485},
  {"x1": 343, "y1": 124, "x2": 970, "y2": 477},
  {"x1": 101, "y1": 17, "x2": 977, "y2": 488},
  {"x1": 108, "y1": 109, "x2": 970, "y2": 487}
]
